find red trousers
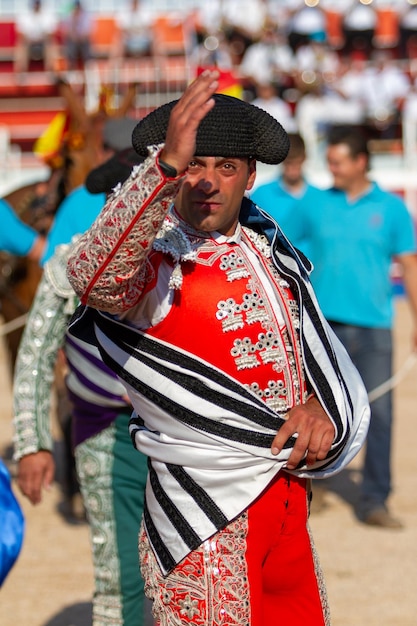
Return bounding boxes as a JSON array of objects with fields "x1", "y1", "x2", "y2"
[{"x1": 140, "y1": 473, "x2": 329, "y2": 626}]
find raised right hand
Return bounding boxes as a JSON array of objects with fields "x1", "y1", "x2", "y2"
[{"x1": 159, "y1": 69, "x2": 219, "y2": 175}]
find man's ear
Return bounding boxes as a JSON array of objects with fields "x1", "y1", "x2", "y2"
[
  {"x1": 246, "y1": 159, "x2": 257, "y2": 191},
  {"x1": 357, "y1": 152, "x2": 369, "y2": 172}
]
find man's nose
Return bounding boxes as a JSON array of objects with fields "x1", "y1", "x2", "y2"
[{"x1": 196, "y1": 168, "x2": 219, "y2": 191}]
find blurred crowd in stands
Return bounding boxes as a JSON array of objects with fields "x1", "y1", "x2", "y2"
[
  {"x1": 5, "y1": 0, "x2": 417, "y2": 150},
  {"x1": 190, "y1": 0, "x2": 417, "y2": 147}
]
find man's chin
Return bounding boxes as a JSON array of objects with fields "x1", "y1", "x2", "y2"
[{"x1": 189, "y1": 217, "x2": 217, "y2": 233}]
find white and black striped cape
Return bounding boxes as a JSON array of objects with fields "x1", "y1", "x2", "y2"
[{"x1": 77, "y1": 199, "x2": 370, "y2": 575}]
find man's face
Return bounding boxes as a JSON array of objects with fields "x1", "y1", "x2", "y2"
[
  {"x1": 282, "y1": 155, "x2": 305, "y2": 186},
  {"x1": 326, "y1": 144, "x2": 365, "y2": 191},
  {"x1": 175, "y1": 156, "x2": 256, "y2": 236}
]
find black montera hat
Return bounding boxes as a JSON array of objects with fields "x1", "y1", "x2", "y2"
[
  {"x1": 132, "y1": 94, "x2": 290, "y2": 165},
  {"x1": 86, "y1": 148, "x2": 145, "y2": 195}
]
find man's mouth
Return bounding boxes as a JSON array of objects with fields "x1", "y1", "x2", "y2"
[{"x1": 195, "y1": 199, "x2": 220, "y2": 210}]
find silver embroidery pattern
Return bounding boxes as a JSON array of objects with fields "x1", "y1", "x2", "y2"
[
  {"x1": 214, "y1": 231, "x2": 304, "y2": 411},
  {"x1": 246, "y1": 380, "x2": 289, "y2": 414},
  {"x1": 139, "y1": 513, "x2": 251, "y2": 626},
  {"x1": 241, "y1": 226, "x2": 271, "y2": 258},
  {"x1": 307, "y1": 523, "x2": 331, "y2": 626},
  {"x1": 153, "y1": 220, "x2": 197, "y2": 290},
  {"x1": 13, "y1": 255, "x2": 78, "y2": 460},
  {"x1": 216, "y1": 298, "x2": 245, "y2": 332},
  {"x1": 219, "y1": 251, "x2": 249, "y2": 282},
  {"x1": 231, "y1": 337, "x2": 260, "y2": 370},
  {"x1": 243, "y1": 291, "x2": 267, "y2": 325},
  {"x1": 67, "y1": 145, "x2": 183, "y2": 312},
  {"x1": 257, "y1": 330, "x2": 287, "y2": 370},
  {"x1": 76, "y1": 426, "x2": 124, "y2": 626}
]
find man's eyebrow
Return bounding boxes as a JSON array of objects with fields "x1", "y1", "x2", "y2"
[
  {"x1": 214, "y1": 156, "x2": 245, "y2": 163},
  {"x1": 189, "y1": 156, "x2": 246, "y2": 165}
]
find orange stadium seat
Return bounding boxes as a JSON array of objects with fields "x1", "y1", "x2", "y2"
[
  {"x1": 91, "y1": 16, "x2": 120, "y2": 58},
  {"x1": 325, "y1": 10, "x2": 345, "y2": 50},
  {"x1": 374, "y1": 8, "x2": 399, "y2": 49},
  {"x1": 152, "y1": 14, "x2": 193, "y2": 58}
]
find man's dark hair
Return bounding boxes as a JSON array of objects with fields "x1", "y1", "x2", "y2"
[
  {"x1": 286, "y1": 133, "x2": 306, "y2": 159},
  {"x1": 327, "y1": 125, "x2": 370, "y2": 161}
]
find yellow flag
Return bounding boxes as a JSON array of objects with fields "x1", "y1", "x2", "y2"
[{"x1": 33, "y1": 111, "x2": 69, "y2": 164}]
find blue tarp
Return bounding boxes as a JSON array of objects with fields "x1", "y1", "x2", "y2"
[{"x1": 0, "y1": 458, "x2": 24, "y2": 586}]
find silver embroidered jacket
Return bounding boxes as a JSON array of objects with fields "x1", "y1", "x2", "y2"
[
  {"x1": 13, "y1": 241, "x2": 128, "y2": 461},
  {"x1": 13, "y1": 242, "x2": 78, "y2": 459}
]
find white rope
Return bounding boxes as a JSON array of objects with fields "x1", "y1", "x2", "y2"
[
  {"x1": 368, "y1": 352, "x2": 417, "y2": 403},
  {"x1": 0, "y1": 314, "x2": 28, "y2": 337},
  {"x1": 0, "y1": 313, "x2": 414, "y2": 402}
]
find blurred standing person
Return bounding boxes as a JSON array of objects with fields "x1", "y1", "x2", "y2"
[
  {"x1": 36, "y1": 116, "x2": 136, "y2": 518},
  {"x1": 14, "y1": 0, "x2": 58, "y2": 74},
  {"x1": 251, "y1": 82, "x2": 297, "y2": 132},
  {"x1": 286, "y1": 1, "x2": 327, "y2": 53},
  {"x1": 239, "y1": 23, "x2": 295, "y2": 97},
  {"x1": 41, "y1": 184, "x2": 105, "y2": 264},
  {"x1": 342, "y1": 0, "x2": 377, "y2": 58},
  {"x1": 114, "y1": 0, "x2": 154, "y2": 60},
  {"x1": 251, "y1": 132, "x2": 321, "y2": 254},
  {"x1": 361, "y1": 51, "x2": 410, "y2": 139},
  {"x1": 13, "y1": 149, "x2": 149, "y2": 626},
  {"x1": 61, "y1": 0, "x2": 93, "y2": 70},
  {"x1": 335, "y1": 51, "x2": 410, "y2": 139},
  {"x1": 195, "y1": 0, "x2": 223, "y2": 40},
  {"x1": 335, "y1": 55, "x2": 373, "y2": 121},
  {"x1": 221, "y1": 0, "x2": 269, "y2": 63},
  {"x1": 295, "y1": 125, "x2": 417, "y2": 528}
]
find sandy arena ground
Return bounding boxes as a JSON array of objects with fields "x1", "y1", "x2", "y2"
[{"x1": 0, "y1": 297, "x2": 416, "y2": 626}]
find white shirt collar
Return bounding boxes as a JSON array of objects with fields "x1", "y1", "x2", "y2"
[{"x1": 210, "y1": 222, "x2": 242, "y2": 245}]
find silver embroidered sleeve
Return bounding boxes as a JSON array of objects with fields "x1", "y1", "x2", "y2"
[
  {"x1": 67, "y1": 145, "x2": 183, "y2": 313},
  {"x1": 12, "y1": 275, "x2": 69, "y2": 461}
]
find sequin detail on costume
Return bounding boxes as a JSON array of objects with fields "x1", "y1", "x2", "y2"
[
  {"x1": 219, "y1": 251, "x2": 250, "y2": 282},
  {"x1": 308, "y1": 523, "x2": 331, "y2": 626},
  {"x1": 216, "y1": 298, "x2": 245, "y2": 332},
  {"x1": 139, "y1": 513, "x2": 251, "y2": 625},
  {"x1": 153, "y1": 221, "x2": 197, "y2": 290},
  {"x1": 211, "y1": 232, "x2": 304, "y2": 409},
  {"x1": 241, "y1": 226, "x2": 271, "y2": 258},
  {"x1": 246, "y1": 380, "x2": 289, "y2": 414},
  {"x1": 76, "y1": 426, "x2": 124, "y2": 626}
]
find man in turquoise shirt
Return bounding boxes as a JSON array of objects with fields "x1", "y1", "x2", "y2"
[
  {"x1": 297, "y1": 125, "x2": 417, "y2": 528},
  {"x1": 40, "y1": 185, "x2": 105, "y2": 265},
  {"x1": 251, "y1": 133, "x2": 322, "y2": 254},
  {"x1": 0, "y1": 198, "x2": 45, "y2": 261}
]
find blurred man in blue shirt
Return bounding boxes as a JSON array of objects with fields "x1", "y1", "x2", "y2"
[
  {"x1": 251, "y1": 133, "x2": 322, "y2": 255},
  {"x1": 296, "y1": 125, "x2": 417, "y2": 528}
]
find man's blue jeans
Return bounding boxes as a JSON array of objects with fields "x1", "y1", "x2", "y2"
[{"x1": 329, "y1": 322, "x2": 393, "y2": 515}]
